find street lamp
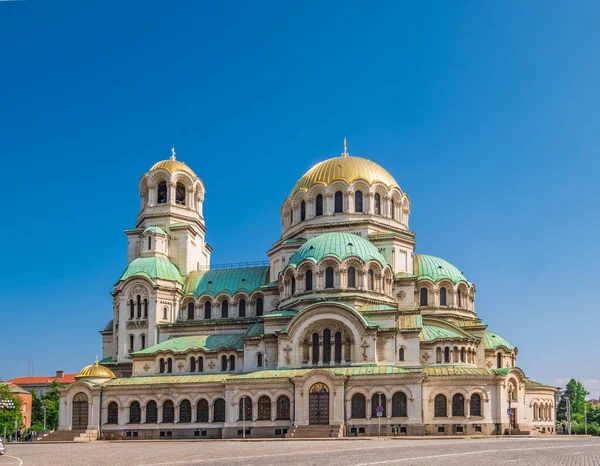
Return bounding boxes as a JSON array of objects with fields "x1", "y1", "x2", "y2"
[{"x1": 564, "y1": 396, "x2": 572, "y2": 435}]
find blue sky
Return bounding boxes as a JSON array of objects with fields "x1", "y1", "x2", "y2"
[{"x1": 1, "y1": 1, "x2": 598, "y2": 395}]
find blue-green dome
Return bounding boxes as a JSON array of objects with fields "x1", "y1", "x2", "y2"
[
  {"x1": 414, "y1": 254, "x2": 468, "y2": 284},
  {"x1": 288, "y1": 232, "x2": 387, "y2": 267},
  {"x1": 143, "y1": 226, "x2": 168, "y2": 235},
  {"x1": 119, "y1": 256, "x2": 184, "y2": 284}
]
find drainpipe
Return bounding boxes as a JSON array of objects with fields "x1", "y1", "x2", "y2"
[{"x1": 98, "y1": 386, "x2": 103, "y2": 441}]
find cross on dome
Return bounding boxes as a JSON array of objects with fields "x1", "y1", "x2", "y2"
[
  {"x1": 341, "y1": 137, "x2": 348, "y2": 157},
  {"x1": 170, "y1": 145, "x2": 176, "y2": 160}
]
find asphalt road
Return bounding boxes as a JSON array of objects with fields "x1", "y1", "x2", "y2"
[{"x1": 2, "y1": 437, "x2": 600, "y2": 466}]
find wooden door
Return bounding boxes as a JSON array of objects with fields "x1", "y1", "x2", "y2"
[
  {"x1": 72, "y1": 393, "x2": 89, "y2": 430},
  {"x1": 309, "y1": 383, "x2": 329, "y2": 425}
]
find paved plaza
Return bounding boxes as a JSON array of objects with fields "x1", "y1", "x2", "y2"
[{"x1": 2, "y1": 437, "x2": 600, "y2": 466}]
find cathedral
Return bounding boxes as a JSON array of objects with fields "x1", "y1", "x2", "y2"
[{"x1": 58, "y1": 144, "x2": 557, "y2": 439}]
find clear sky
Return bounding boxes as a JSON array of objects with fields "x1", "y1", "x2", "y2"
[{"x1": 1, "y1": 1, "x2": 598, "y2": 395}]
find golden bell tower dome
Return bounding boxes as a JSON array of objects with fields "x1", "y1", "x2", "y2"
[
  {"x1": 148, "y1": 146, "x2": 199, "y2": 179},
  {"x1": 75, "y1": 357, "x2": 116, "y2": 381}
]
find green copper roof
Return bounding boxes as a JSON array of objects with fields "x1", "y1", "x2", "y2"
[
  {"x1": 288, "y1": 232, "x2": 387, "y2": 267},
  {"x1": 265, "y1": 310, "x2": 299, "y2": 317},
  {"x1": 484, "y1": 331, "x2": 515, "y2": 351},
  {"x1": 2, "y1": 383, "x2": 30, "y2": 395},
  {"x1": 419, "y1": 320, "x2": 478, "y2": 343},
  {"x1": 119, "y1": 256, "x2": 184, "y2": 284},
  {"x1": 184, "y1": 266, "x2": 269, "y2": 297},
  {"x1": 243, "y1": 323, "x2": 264, "y2": 339},
  {"x1": 98, "y1": 357, "x2": 117, "y2": 365},
  {"x1": 357, "y1": 304, "x2": 398, "y2": 313},
  {"x1": 398, "y1": 314, "x2": 423, "y2": 331},
  {"x1": 414, "y1": 254, "x2": 468, "y2": 284},
  {"x1": 133, "y1": 335, "x2": 244, "y2": 355},
  {"x1": 143, "y1": 226, "x2": 168, "y2": 235},
  {"x1": 424, "y1": 366, "x2": 500, "y2": 377},
  {"x1": 103, "y1": 320, "x2": 113, "y2": 332}
]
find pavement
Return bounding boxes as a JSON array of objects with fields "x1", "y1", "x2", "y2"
[{"x1": 2, "y1": 436, "x2": 600, "y2": 466}]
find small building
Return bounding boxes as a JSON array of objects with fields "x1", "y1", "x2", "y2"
[
  {"x1": 8, "y1": 371, "x2": 77, "y2": 397},
  {"x1": 2, "y1": 383, "x2": 33, "y2": 429}
]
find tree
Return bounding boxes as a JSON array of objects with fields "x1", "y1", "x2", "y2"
[
  {"x1": 557, "y1": 379, "x2": 589, "y2": 422},
  {"x1": 0, "y1": 383, "x2": 24, "y2": 437},
  {"x1": 31, "y1": 380, "x2": 61, "y2": 431}
]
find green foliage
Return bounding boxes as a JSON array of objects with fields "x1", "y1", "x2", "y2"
[
  {"x1": 0, "y1": 384, "x2": 24, "y2": 436},
  {"x1": 30, "y1": 380, "x2": 61, "y2": 431},
  {"x1": 557, "y1": 379, "x2": 589, "y2": 422}
]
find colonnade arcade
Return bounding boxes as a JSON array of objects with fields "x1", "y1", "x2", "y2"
[{"x1": 300, "y1": 321, "x2": 354, "y2": 366}]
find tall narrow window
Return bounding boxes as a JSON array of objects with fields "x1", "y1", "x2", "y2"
[
  {"x1": 167, "y1": 358, "x2": 173, "y2": 373},
  {"x1": 300, "y1": 201, "x2": 306, "y2": 221},
  {"x1": 257, "y1": 352, "x2": 263, "y2": 367},
  {"x1": 368, "y1": 269, "x2": 374, "y2": 290},
  {"x1": 213, "y1": 399, "x2": 225, "y2": 422},
  {"x1": 452, "y1": 394, "x2": 465, "y2": 417},
  {"x1": 187, "y1": 302, "x2": 194, "y2": 320},
  {"x1": 315, "y1": 194, "x2": 323, "y2": 216},
  {"x1": 221, "y1": 355, "x2": 228, "y2": 372},
  {"x1": 176, "y1": 183, "x2": 186, "y2": 205},
  {"x1": 351, "y1": 394, "x2": 366, "y2": 418},
  {"x1": 137, "y1": 295, "x2": 141, "y2": 318},
  {"x1": 399, "y1": 347, "x2": 405, "y2": 361},
  {"x1": 334, "y1": 191, "x2": 343, "y2": 213},
  {"x1": 391, "y1": 199, "x2": 395, "y2": 219},
  {"x1": 258, "y1": 396, "x2": 271, "y2": 420},
  {"x1": 229, "y1": 355, "x2": 235, "y2": 371},
  {"x1": 392, "y1": 392, "x2": 407, "y2": 417},
  {"x1": 312, "y1": 333, "x2": 319, "y2": 364},
  {"x1": 355, "y1": 191, "x2": 363, "y2": 212},
  {"x1": 144, "y1": 299, "x2": 148, "y2": 318},
  {"x1": 436, "y1": 347, "x2": 442, "y2": 364},
  {"x1": 322, "y1": 329, "x2": 331, "y2": 364},
  {"x1": 434, "y1": 394, "x2": 447, "y2": 417},
  {"x1": 444, "y1": 347, "x2": 450, "y2": 363},
  {"x1": 198, "y1": 356, "x2": 204, "y2": 372},
  {"x1": 420, "y1": 288, "x2": 428, "y2": 306},
  {"x1": 460, "y1": 348, "x2": 465, "y2": 362},
  {"x1": 190, "y1": 357, "x2": 196, "y2": 372},
  {"x1": 291, "y1": 277, "x2": 296, "y2": 294},
  {"x1": 440, "y1": 287, "x2": 447, "y2": 306},
  {"x1": 129, "y1": 335, "x2": 134, "y2": 352},
  {"x1": 347, "y1": 267, "x2": 356, "y2": 288},
  {"x1": 305, "y1": 270, "x2": 313, "y2": 291},
  {"x1": 163, "y1": 307, "x2": 168, "y2": 319},
  {"x1": 239, "y1": 397, "x2": 252, "y2": 421},
  {"x1": 162, "y1": 400, "x2": 174, "y2": 423},
  {"x1": 457, "y1": 290, "x2": 462, "y2": 307},
  {"x1": 221, "y1": 300, "x2": 228, "y2": 318},
  {"x1": 204, "y1": 302, "x2": 211, "y2": 319},
  {"x1": 289, "y1": 209, "x2": 293, "y2": 226},
  {"x1": 239, "y1": 299, "x2": 246, "y2": 317},
  {"x1": 334, "y1": 331, "x2": 342, "y2": 363},
  {"x1": 130, "y1": 299, "x2": 134, "y2": 319},
  {"x1": 497, "y1": 352, "x2": 502, "y2": 368},
  {"x1": 197, "y1": 399, "x2": 209, "y2": 422},
  {"x1": 148, "y1": 236, "x2": 152, "y2": 250},
  {"x1": 276, "y1": 396, "x2": 291, "y2": 420},
  {"x1": 157, "y1": 181, "x2": 167, "y2": 204},
  {"x1": 179, "y1": 400, "x2": 192, "y2": 423},
  {"x1": 141, "y1": 334, "x2": 146, "y2": 350},
  {"x1": 256, "y1": 297, "x2": 264, "y2": 316},
  {"x1": 129, "y1": 401, "x2": 141, "y2": 423},
  {"x1": 374, "y1": 193, "x2": 381, "y2": 215},
  {"x1": 159, "y1": 358, "x2": 165, "y2": 373},
  {"x1": 470, "y1": 394, "x2": 482, "y2": 417},
  {"x1": 146, "y1": 401, "x2": 158, "y2": 423},
  {"x1": 325, "y1": 267, "x2": 334, "y2": 288}
]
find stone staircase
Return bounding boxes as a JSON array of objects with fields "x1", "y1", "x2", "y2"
[
  {"x1": 286, "y1": 425, "x2": 344, "y2": 438},
  {"x1": 37, "y1": 430, "x2": 98, "y2": 442}
]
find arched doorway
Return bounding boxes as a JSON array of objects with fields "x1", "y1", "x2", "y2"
[
  {"x1": 72, "y1": 392, "x2": 89, "y2": 430},
  {"x1": 309, "y1": 383, "x2": 329, "y2": 425}
]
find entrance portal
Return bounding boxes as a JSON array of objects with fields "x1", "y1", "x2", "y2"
[
  {"x1": 72, "y1": 392, "x2": 89, "y2": 430},
  {"x1": 309, "y1": 383, "x2": 329, "y2": 425}
]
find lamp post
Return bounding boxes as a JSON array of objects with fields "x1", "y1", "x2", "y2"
[
  {"x1": 564, "y1": 396, "x2": 571, "y2": 435},
  {"x1": 507, "y1": 389, "x2": 512, "y2": 437},
  {"x1": 43, "y1": 404, "x2": 47, "y2": 432}
]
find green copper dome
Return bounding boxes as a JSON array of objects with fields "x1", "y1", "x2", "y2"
[
  {"x1": 483, "y1": 331, "x2": 515, "y2": 350},
  {"x1": 288, "y1": 232, "x2": 387, "y2": 267},
  {"x1": 119, "y1": 256, "x2": 184, "y2": 284},
  {"x1": 414, "y1": 254, "x2": 468, "y2": 284}
]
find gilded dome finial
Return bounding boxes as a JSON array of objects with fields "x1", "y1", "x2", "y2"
[
  {"x1": 170, "y1": 145, "x2": 176, "y2": 161},
  {"x1": 342, "y1": 137, "x2": 348, "y2": 157},
  {"x1": 95, "y1": 354, "x2": 99, "y2": 366}
]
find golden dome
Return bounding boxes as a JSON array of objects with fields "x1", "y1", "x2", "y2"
[
  {"x1": 75, "y1": 360, "x2": 116, "y2": 380},
  {"x1": 290, "y1": 155, "x2": 400, "y2": 197},
  {"x1": 149, "y1": 147, "x2": 198, "y2": 179}
]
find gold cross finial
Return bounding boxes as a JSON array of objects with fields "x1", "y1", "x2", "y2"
[
  {"x1": 342, "y1": 137, "x2": 348, "y2": 157},
  {"x1": 95, "y1": 355, "x2": 99, "y2": 366},
  {"x1": 170, "y1": 145, "x2": 176, "y2": 160}
]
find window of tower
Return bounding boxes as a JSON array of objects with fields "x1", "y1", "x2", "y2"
[
  {"x1": 148, "y1": 236, "x2": 151, "y2": 250},
  {"x1": 374, "y1": 193, "x2": 381, "y2": 215},
  {"x1": 176, "y1": 183, "x2": 186, "y2": 205},
  {"x1": 391, "y1": 199, "x2": 395, "y2": 219},
  {"x1": 355, "y1": 191, "x2": 363, "y2": 212},
  {"x1": 334, "y1": 191, "x2": 343, "y2": 213},
  {"x1": 221, "y1": 300, "x2": 228, "y2": 318},
  {"x1": 325, "y1": 267, "x2": 334, "y2": 288},
  {"x1": 239, "y1": 299, "x2": 246, "y2": 317},
  {"x1": 348, "y1": 267, "x2": 356, "y2": 288},
  {"x1": 157, "y1": 181, "x2": 168, "y2": 204},
  {"x1": 315, "y1": 194, "x2": 323, "y2": 216},
  {"x1": 305, "y1": 270, "x2": 313, "y2": 291},
  {"x1": 256, "y1": 297, "x2": 264, "y2": 316},
  {"x1": 368, "y1": 269, "x2": 374, "y2": 291},
  {"x1": 300, "y1": 201, "x2": 306, "y2": 221}
]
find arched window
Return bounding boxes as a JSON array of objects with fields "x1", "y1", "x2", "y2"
[
  {"x1": 107, "y1": 402, "x2": 118, "y2": 424},
  {"x1": 289, "y1": 209, "x2": 293, "y2": 226},
  {"x1": 179, "y1": 399, "x2": 192, "y2": 423},
  {"x1": 137, "y1": 295, "x2": 141, "y2": 318},
  {"x1": 198, "y1": 356, "x2": 204, "y2": 372},
  {"x1": 239, "y1": 299, "x2": 246, "y2": 317},
  {"x1": 257, "y1": 353, "x2": 263, "y2": 367},
  {"x1": 213, "y1": 398, "x2": 225, "y2": 422},
  {"x1": 325, "y1": 267, "x2": 334, "y2": 288},
  {"x1": 440, "y1": 287, "x2": 447, "y2": 306},
  {"x1": 256, "y1": 297, "x2": 264, "y2": 316},
  {"x1": 444, "y1": 347, "x2": 450, "y2": 363},
  {"x1": 157, "y1": 181, "x2": 167, "y2": 204},
  {"x1": 436, "y1": 348, "x2": 442, "y2": 364},
  {"x1": 470, "y1": 394, "x2": 482, "y2": 417},
  {"x1": 371, "y1": 393, "x2": 386, "y2": 418},
  {"x1": 229, "y1": 355, "x2": 235, "y2": 371},
  {"x1": 190, "y1": 357, "x2": 196, "y2": 372},
  {"x1": 276, "y1": 395, "x2": 290, "y2": 420},
  {"x1": 315, "y1": 194, "x2": 323, "y2": 216},
  {"x1": 399, "y1": 347, "x2": 405, "y2": 361},
  {"x1": 167, "y1": 358, "x2": 173, "y2": 373},
  {"x1": 204, "y1": 301, "x2": 211, "y2": 319},
  {"x1": 221, "y1": 300, "x2": 228, "y2": 318},
  {"x1": 187, "y1": 302, "x2": 195, "y2": 320},
  {"x1": 355, "y1": 191, "x2": 363, "y2": 212},
  {"x1": 460, "y1": 348, "x2": 465, "y2": 362},
  {"x1": 148, "y1": 236, "x2": 152, "y2": 250},
  {"x1": 452, "y1": 394, "x2": 465, "y2": 417},
  {"x1": 129, "y1": 335, "x2": 134, "y2": 352},
  {"x1": 322, "y1": 328, "x2": 331, "y2": 364},
  {"x1": 221, "y1": 355, "x2": 228, "y2": 372},
  {"x1": 347, "y1": 266, "x2": 356, "y2": 288},
  {"x1": 351, "y1": 394, "x2": 366, "y2": 419},
  {"x1": 305, "y1": 270, "x2": 313, "y2": 291},
  {"x1": 129, "y1": 299, "x2": 134, "y2": 319},
  {"x1": 391, "y1": 199, "x2": 395, "y2": 219},
  {"x1": 419, "y1": 288, "x2": 428, "y2": 306},
  {"x1": 196, "y1": 399, "x2": 209, "y2": 422},
  {"x1": 434, "y1": 394, "x2": 447, "y2": 417},
  {"x1": 497, "y1": 352, "x2": 502, "y2": 368},
  {"x1": 334, "y1": 191, "x2": 343, "y2": 213},
  {"x1": 163, "y1": 307, "x2": 168, "y2": 319},
  {"x1": 129, "y1": 401, "x2": 141, "y2": 423},
  {"x1": 258, "y1": 396, "x2": 271, "y2": 420},
  {"x1": 144, "y1": 299, "x2": 148, "y2": 318},
  {"x1": 300, "y1": 201, "x2": 306, "y2": 221},
  {"x1": 238, "y1": 396, "x2": 252, "y2": 421},
  {"x1": 457, "y1": 289, "x2": 462, "y2": 307},
  {"x1": 159, "y1": 358, "x2": 165, "y2": 373},
  {"x1": 291, "y1": 277, "x2": 296, "y2": 295},
  {"x1": 374, "y1": 193, "x2": 381, "y2": 215},
  {"x1": 176, "y1": 183, "x2": 186, "y2": 205},
  {"x1": 312, "y1": 333, "x2": 319, "y2": 364},
  {"x1": 392, "y1": 392, "x2": 407, "y2": 417},
  {"x1": 162, "y1": 400, "x2": 174, "y2": 423},
  {"x1": 146, "y1": 401, "x2": 158, "y2": 423},
  {"x1": 334, "y1": 332, "x2": 342, "y2": 363},
  {"x1": 368, "y1": 269, "x2": 374, "y2": 290}
]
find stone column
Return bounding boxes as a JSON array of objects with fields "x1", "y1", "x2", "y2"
[
  {"x1": 271, "y1": 401, "x2": 277, "y2": 421},
  {"x1": 307, "y1": 200, "x2": 315, "y2": 219},
  {"x1": 169, "y1": 182, "x2": 176, "y2": 205},
  {"x1": 325, "y1": 194, "x2": 333, "y2": 215}
]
